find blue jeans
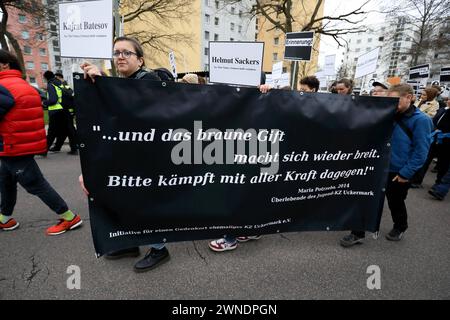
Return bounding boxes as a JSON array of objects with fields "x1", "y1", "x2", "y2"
[
  {"x1": 0, "y1": 156, "x2": 68, "y2": 216},
  {"x1": 431, "y1": 166, "x2": 450, "y2": 198}
]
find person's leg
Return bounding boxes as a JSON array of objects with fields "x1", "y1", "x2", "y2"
[
  {"x1": 0, "y1": 159, "x2": 20, "y2": 230},
  {"x1": 385, "y1": 173, "x2": 410, "y2": 240},
  {"x1": 52, "y1": 111, "x2": 68, "y2": 151},
  {"x1": 46, "y1": 112, "x2": 58, "y2": 150},
  {"x1": 436, "y1": 143, "x2": 450, "y2": 184},
  {"x1": 65, "y1": 112, "x2": 78, "y2": 153},
  {"x1": 13, "y1": 156, "x2": 82, "y2": 235},
  {"x1": 429, "y1": 166, "x2": 450, "y2": 200},
  {"x1": 0, "y1": 158, "x2": 18, "y2": 216},
  {"x1": 15, "y1": 156, "x2": 69, "y2": 214},
  {"x1": 410, "y1": 143, "x2": 436, "y2": 186}
]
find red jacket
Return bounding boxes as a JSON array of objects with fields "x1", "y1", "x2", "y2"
[{"x1": 0, "y1": 70, "x2": 47, "y2": 156}]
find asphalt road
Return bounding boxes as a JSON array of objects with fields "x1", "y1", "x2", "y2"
[{"x1": 0, "y1": 146, "x2": 449, "y2": 300}]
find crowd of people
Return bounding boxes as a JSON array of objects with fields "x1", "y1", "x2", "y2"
[{"x1": 0, "y1": 35, "x2": 448, "y2": 273}]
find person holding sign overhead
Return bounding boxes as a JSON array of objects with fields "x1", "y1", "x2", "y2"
[{"x1": 80, "y1": 37, "x2": 174, "y2": 273}]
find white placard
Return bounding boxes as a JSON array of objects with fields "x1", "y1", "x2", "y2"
[
  {"x1": 272, "y1": 61, "x2": 283, "y2": 85},
  {"x1": 169, "y1": 51, "x2": 177, "y2": 78},
  {"x1": 354, "y1": 47, "x2": 380, "y2": 79},
  {"x1": 315, "y1": 71, "x2": 327, "y2": 89},
  {"x1": 324, "y1": 55, "x2": 336, "y2": 76},
  {"x1": 59, "y1": 0, "x2": 113, "y2": 59},
  {"x1": 265, "y1": 74, "x2": 274, "y2": 87},
  {"x1": 278, "y1": 73, "x2": 291, "y2": 88},
  {"x1": 209, "y1": 41, "x2": 264, "y2": 87}
]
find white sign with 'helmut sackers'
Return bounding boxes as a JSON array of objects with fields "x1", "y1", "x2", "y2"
[
  {"x1": 209, "y1": 41, "x2": 265, "y2": 87},
  {"x1": 59, "y1": 0, "x2": 113, "y2": 59}
]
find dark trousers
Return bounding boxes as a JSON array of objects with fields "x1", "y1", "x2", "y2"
[
  {"x1": 412, "y1": 141, "x2": 450, "y2": 185},
  {"x1": 352, "y1": 172, "x2": 410, "y2": 238},
  {"x1": 47, "y1": 110, "x2": 78, "y2": 151},
  {"x1": 0, "y1": 156, "x2": 68, "y2": 216}
]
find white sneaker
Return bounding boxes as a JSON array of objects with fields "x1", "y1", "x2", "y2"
[{"x1": 208, "y1": 238, "x2": 238, "y2": 252}]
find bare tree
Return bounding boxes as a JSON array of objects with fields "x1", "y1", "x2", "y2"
[
  {"x1": 0, "y1": 0, "x2": 47, "y2": 73},
  {"x1": 121, "y1": 0, "x2": 195, "y2": 65},
  {"x1": 225, "y1": 0, "x2": 374, "y2": 85},
  {"x1": 385, "y1": 0, "x2": 450, "y2": 67}
]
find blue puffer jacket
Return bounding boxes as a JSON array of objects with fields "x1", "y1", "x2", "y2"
[{"x1": 390, "y1": 105, "x2": 433, "y2": 179}]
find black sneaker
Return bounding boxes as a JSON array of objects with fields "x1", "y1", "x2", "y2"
[
  {"x1": 428, "y1": 189, "x2": 444, "y2": 201},
  {"x1": 385, "y1": 229, "x2": 404, "y2": 241},
  {"x1": 134, "y1": 247, "x2": 170, "y2": 272},
  {"x1": 340, "y1": 233, "x2": 364, "y2": 247},
  {"x1": 48, "y1": 147, "x2": 61, "y2": 152},
  {"x1": 104, "y1": 247, "x2": 140, "y2": 260}
]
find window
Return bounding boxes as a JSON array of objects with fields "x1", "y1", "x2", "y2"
[
  {"x1": 366, "y1": 47, "x2": 371, "y2": 52},
  {"x1": 55, "y1": 56, "x2": 61, "y2": 62},
  {"x1": 239, "y1": 10, "x2": 242, "y2": 18},
  {"x1": 41, "y1": 63, "x2": 48, "y2": 71},
  {"x1": 230, "y1": 23, "x2": 235, "y2": 31},
  {"x1": 29, "y1": 77, "x2": 36, "y2": 84},
  {"x1": 18, "y1": 14, "x2": 27, "y2": 23},
  {"x1": 238, "y1": 25, "x2": 242, "y2": 33},
  {"x1": 274, "y1": 37, "x2": 279, "y2": 45},
  {"x1": 36, "y1": 33, "x2": 44, "y2": 41},
  {"x1": 214, "y1": 34, "x2": 219, "y2": 41},
  {"x1": 378, "y1": 36, "x2": 384, "y2": 41},
  {"x1": 50, "y1": 24, "x2": 57, "y2": 31},
  {"x1": 53, "y1": 40, "x2": 59, "y2": 47},
  {"x1": 21, "y1": 31, "x2": 29, "y2": 39},
  {"x1": 26, "y1": 62, "x2": 34, "y2": 70},
  {"x1": 215, "y1": 1, "x2": 219, "y2": 9},
  {"x1": 355, "y1": 48, "x2": 361, "y2": 52},
  {"x1": 231, "y1": 7, "x2": 235, "y2": 14},
  {"x1": 401, "y1": 56, "x2": 407, "y2": 61},
  {"x1": 273, "y1": 53, "x2": 278, "y2": 61},
  {"x1": 356, "y1": 39, "x2": 362, "y2": 44},
  {"x1": 39, "y1": 48, "x2": 46, "y2": 56},
  {"x1": 214, "y1": 17, "x2": 219, "y2": 26},
  {"x1": 24, "y1": 46, "x2": 32, "y2": 55},
  {"x1": 205, "y1": 31, "x2": 210, "y2": 40},
  {"x1": 204, "y1": 47, "x2": 209, "y2": 56},
  {"x1": 204, "y1": 0, "x2": 209, "y2": 6},
  {"x1": 230, "y1": 38, "x2": 234, "y2": 41},
  {"x1": 205, "y1": 14, "x2": 210, "y2": 24},
  {"x1": 368, "y1": 38, "x2": 372, "y2": 43},
  {"x1": 434, "y1": 53, "x2": 439, "y2": 58}
]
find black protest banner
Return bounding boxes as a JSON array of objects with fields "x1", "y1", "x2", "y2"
[
  {"x1": 74, "y1": 75, "x2": 396, "y2": 256},
  {"x1": 409, "y1": 64, "x2": 430, "y2": 80},
  {"x1": 284, "y1": 31, "x2": 314, "y2": 61},
  {"x1": 440, "y1": 67, "x2": 450, "y2": 83}
]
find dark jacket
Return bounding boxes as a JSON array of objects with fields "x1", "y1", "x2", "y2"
[
  {"x1": 42, "y1": 78, "x2": 63, "y2": 108},
  {"x1": 128, "y1": 68, "x2": 161, "y2": 81}
]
